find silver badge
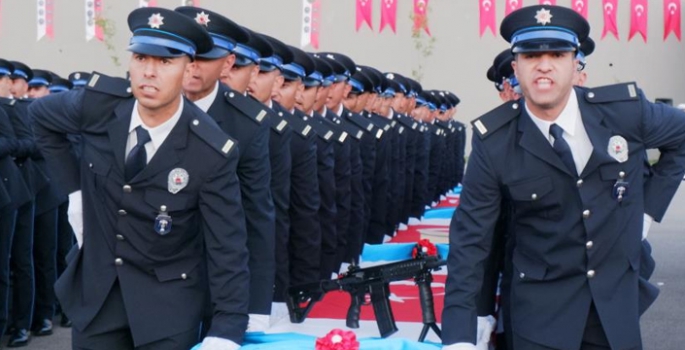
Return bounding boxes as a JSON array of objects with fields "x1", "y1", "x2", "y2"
[
  {"x1": 608, "y1": 136, "x2": 629, "y2": 163},
  {"x1": 168, "y1": 168, "x2": 189, "y2": 194}
]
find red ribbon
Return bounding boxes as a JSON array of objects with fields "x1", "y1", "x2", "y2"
[
  {"x1": 315, "y1": 329, "x2": 360, "y2": 350},
  {"x1": 413, "y1": 0, "x2": 430, "y2": 36},
  {"x1": 629, "y1": 0, "x2": 648, "y2": 42},
  {"x1": 380, "y1": 0, "x2": 397, "y2": 33},
  {"x1": 602, "y1": 0, "x2": 619, "y2": 40},
  {"x1": 479, "y1": 0, "x2": 496, "y2": 37},
  {"x1": 572, "y1": 0, "x2": 589, "y2": 19},
  {"x1": 504, "y1": 0, "x2": 522, "y2": 16},
  {"x1": 664, "y1": 0, "x2": 681, "y2": 41},
  {"x1": 356, "y1": 0, "x2": 372, "y2": 31},
  {"x1": 539, "y1": 0, "x2": 556, "y2": 5}
]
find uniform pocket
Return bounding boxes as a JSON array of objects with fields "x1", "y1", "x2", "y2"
[
  {"x1": 507, "y1": 176, "x2": 560, "y2": 220},
  {"x1": 154, "y1": 257, "x2": 201, "y2": 282},
  {"x1": 513, "y1": 250, "x2": 548, "y2": 281}
]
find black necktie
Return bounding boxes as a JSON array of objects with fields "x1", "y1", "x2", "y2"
[
  {"x1": 549, "y1": 123, "x2": 577, "y2": 175},
  {"x1": 125, "y1": 126, "x2": 151, "y2": 181}
]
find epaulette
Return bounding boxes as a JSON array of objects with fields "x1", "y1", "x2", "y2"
[
  {"x1": 282, "y1": 111, "x2": 315, "y2": 139},
  {"x1": 189, "y1": 113, "x2": 238, "y2": 158},
  {"x1": 339, "y1": 120, "x2": 364, "y2": 140},
  {"x1": 225, "y1": 90, "x2": 268, "y2": 125},
  {"x1": 346, "y1": 111, "x2": 375, "y2": 134},
  {"x1": 306, "y1": 116, "x2": 334, "y2": 143},
  {"x1": 472, "y1": 100, "x2": 521, "y2": 140},
  {"x1": 270, "y1": 112, "x2": 289, "y2": 134},
  {"x1": 317, "y1": 114, "x2": 349, "y2": 144},
  {"x1": 582, "y1": 83, "x2": 640, "y2": 104},
  {"x1": 0, "y1": 97, "x2": 16, "y2": 106},
  {"x1": 85, "y1": 72, "x2": 133, "y2": 98}
]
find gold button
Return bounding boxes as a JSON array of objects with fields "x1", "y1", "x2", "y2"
[
  {"x1": 582, "y1": 210, "x2": 590, "y2": 219},
  {"x1": 576, "y1": 179, "x2": 583, "y2": 187},
  {"x1": 587, "y1": 270, "x2": 595, "y2": 278},
  {"x1": 116, "y1": 234, "x2": 125, "y2": 241},
  {"x1": 118, "y1": 209, "x2": 127, "y2": 216},
  {"x1": 115, "y1": 258, "x2": 123, "y2": 266},
  {"x1": 586, "y1": 241, "x2": 593, "y2": 249},
  {"x1": 181, "y1": 273, "x2": 187, "y2": 280},
  {"x1": 531, "y1": 193, "x2": 538, "y2": 200},
  {"x1": 123, "y1": 185, "x2": 132, "y2": 193}
]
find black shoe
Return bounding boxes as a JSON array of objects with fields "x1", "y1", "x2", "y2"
[
  {"x1": 32, "y1": 318, "x2": 53, "y2": 336},
  {"x1": 7, "y1": 329, "x2": 31, "y2": 347},
  {"x1": 60, "y1": 313, "x2": 72, "y2": 328}
]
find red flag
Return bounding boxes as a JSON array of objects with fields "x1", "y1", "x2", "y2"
[
  {"x1": 181, "y1": 0, "x2": 200, "y2": 5},
  {"x1": 602, "y1": 0, "x2": 619, "y2": 39},
  {"x1": 86, "y1": 0, "x2": 104, "y2": 41},
  {"x1": 311, "y1": 0, "x2": 321, "y2": 48},
  {"x1": 479, "y1": 0, "x2": 496, "y2": 37},
  {"x1": 356, "y1": 0, "x2": 373, "y2": 31},
  {"x1": 664, "y1": 0, "x2": 681, "y2": 41},
  {"x1": 572, "y1": 0, "x2": 589, "y2": 19},
  {"x1": 505, "y1": 0, "x2": 522, "y2": 16},
  {"x1": 139, "y1": 0, "x2": 157, "y2": 6},
  {"x1": 413, "y1": 0, "x2": 430, "y2": 36},
  {"x1": 380, "y1": 0, "x2": 397, "y2": 33},
  {"x1": 629, "y1": 0, "x2": 648, "y2": 42},
  {"x1": 46, "y1": 0, "x2": 54, "y2": 39},
  {"x1": 539, "y1": 0, "x2": 556, "y2": 5},
  {"x1": 301, "y1": 0, "x2": 321, "y2": 48}
]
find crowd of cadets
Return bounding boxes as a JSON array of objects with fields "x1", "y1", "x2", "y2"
[{"x1": 0, "y1": 6, "x2": 465, "y2": 344}]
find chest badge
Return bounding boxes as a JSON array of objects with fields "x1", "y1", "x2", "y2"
[
  {"x1": 168, "y1": 168, "x2": 189, "y2": 194},
  {"x1": 155, "y1": 205, "x2": 172, "y2": 236},
  {"x1": 607, "y1": 135, "x2": 629, "y2": 163}
]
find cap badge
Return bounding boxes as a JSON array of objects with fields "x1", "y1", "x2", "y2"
[
  {"x1": 168, "y1": 168, "x2": 189, "y2": 194},
  {"x1": 535, "y1": 8, "x2": 553, "y2": 25},
  {"x1": 74, "y1": 73, "x2": 81, "y2": 79},
  {"x1": 386, "y1": 73, "x2": 395, "y2": 80},
  {"x1": 195, "y1": 11, "x2": 210, "y2": 26},
  {"x1": 326, "y1": 54, "x2": 335, "y2": 60},
  {"x1": 148, "y1": 13, "x2": 164, "y2": 29},
  {"x1": 608, "y1": 135, "x2": 629, "y2": 163}
]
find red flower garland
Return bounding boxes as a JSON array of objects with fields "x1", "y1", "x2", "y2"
[
  {"x1": 412, "y1": 239, "x2": 438, "y2": 258},
  {"x1": 315, "y1": 329, "x2": 360, "y2": 350}
]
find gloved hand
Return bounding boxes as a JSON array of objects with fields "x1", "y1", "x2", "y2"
[
  {"x1": 247, "y1": 313, "x2": 269, "y2": 332},
  {"x1": 197, "y1": 336, "x2": 240, "y2": 350},
  {"x1": 476, "y1": 315, "x2": 496, "y2": 350},
  {"x1": 442, "y1": 343, "x2": 477, "y2": 350},
  {"x1": 642, "y1": 213, "x2": 653, "y2": 241},
  {"x1": 68, "y1": 191, "x2": 84, "y2": 248}
]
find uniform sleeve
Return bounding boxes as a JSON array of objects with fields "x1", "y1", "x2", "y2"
[
  {"x1": 29, "y1": 90, "x2": 85, "y2": 195},
  {"x1": 639, "y1": 94, "x2": 685, "y2": 222},
  {"x1": 442, "y1": 134, "x2": 502, "y2": 346},
  {"x1": 5, "y1": 106, "x2": 37, "y2": 159},
  {"x1": 0, "y1": 108, "x2": 17, "y2": 157},
  {"x1": 201, "y1": 150, "x2": 250, "y2": 344}
]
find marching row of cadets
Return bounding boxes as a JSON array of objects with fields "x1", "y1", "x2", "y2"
[{"x1": 0, "y1": 5, "x2": 465, "y2": 344}]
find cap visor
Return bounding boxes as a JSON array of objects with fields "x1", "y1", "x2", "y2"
[
  {"x1": 512, "y1": 40, "x2": 577, "y2": 54},
  {"x1": 196, "y1": 47, "x2": 231, "y2": 60},
  {"x1": 128, "y1": 43, "x2": 187, "y2": 58}
]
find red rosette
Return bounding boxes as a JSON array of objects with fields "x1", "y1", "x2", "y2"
[
  {"x1": 315, "y1": 328, "x2": 360, "y2": 350},
  {"x1": 412, "y1": 239, "x2": 438, "y2": 258}
]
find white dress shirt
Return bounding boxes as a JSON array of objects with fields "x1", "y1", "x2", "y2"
[
  {"x1": 193, "y1": 81, "x2": 219, "y2": 113},
  {"x1": 125, "y1": 97, "x2": 184, "y2": 163}
]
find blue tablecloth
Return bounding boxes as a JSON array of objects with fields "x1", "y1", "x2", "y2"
[{"x1": 193, "y1": 332, "x2": 441, "y2": 349}]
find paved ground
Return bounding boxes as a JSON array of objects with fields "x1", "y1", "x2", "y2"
[{"x1": 5, "y1": 186, "x2": 685, "y2": 349}]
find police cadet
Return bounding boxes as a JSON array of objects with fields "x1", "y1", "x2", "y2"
[
  {"x1": 318, "y1": 53, "x2": 370, "y2": 267},
  {"x1": 433, "y1": 91, "x2": 453, "y2": 200},
  {"x1": 409, "y1": 90, "x2": 431, "y2": 219},
  {"x1": 48, "y1": 75, "x2": 74, "y2": 94},
  {"x1": 386, "y1": 73, "x2": 413, "y2": 231},
  {"x1": 487, "y1": 49, "x2": 521, "y2": 103},
  {"x1": 27, "y1": 70, "x2": 52, "y2": 99},
  {"x1": 30, "y1": 7, "x2": 250, "y2": 350},
  {"x1": 442, "y1": 5, "x2": 685, "y2": 350},
  {"x1": 271, "y1": 45, "x2": 322, "y2": 288},
  {"x1": 176, "y1": 7, "x2": 276, "y2": 334},
  {"x1": 398, "y1": 77, "x2": 421, "y2": 227},
  {"x1": 9, "y1": 61, "x2": 33, "y2": 99},
  {"x1": 69, "y1": 72, "x2": 92, "y2": 89},
  {"x1": 308, "y1": 55, "x2": 352, "y2": 277},
  {"x1": 246, "y1": 34, "x2": 294, "y2": 319},
  {"x1": 290, "y1": 47, "x2": 338, "y2": 281},
  {"x1": 357, "y1": 66, "x2": 393, "y2": 243}
]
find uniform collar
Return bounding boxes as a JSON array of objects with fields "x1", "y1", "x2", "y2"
[
  {"x1": 192, "y1": 81, "x2": 219, "y2": 113},
  {"x1": 526, "y1": 88, "x2": 580, "y2": 141},
  {"x1": 129, "y1": 97, "x2": 184, "y2": 151}
]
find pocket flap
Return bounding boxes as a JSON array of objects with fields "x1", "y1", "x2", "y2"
[
  {"x1": 513, "y1": 251, "x2": 548, "y2": 280},
  {"x1": 154, "y1": 257, "x2": 201, "y2": 282},
  {"x1": 144, "y1": 189, "x2": 189, "y2": 212},
  {"x1": 508, "y1": 177, "x2": 553, "y2": 202},
  {"x1": 83, "y1": 149, "x2": 111, "y2": 176}
]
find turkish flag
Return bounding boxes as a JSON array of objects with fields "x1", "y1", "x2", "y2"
[
  {"x1": 356, "y1": 0, "x2": 373, "y2": 31},
  {"x1": 539, "y1": 0, "x2": 556, "y2": 5},
  {"x1": 602, "y1": 0, "x2": 619, "y2": 40},
  {"x1": 380, "y1": 0, "x2": 397, "y2": 33},
  {"x1": 413, "y1": 0, "x2": 430, "y2": 36},
  {"x1": 629, "y1": 0, "x2": 648, "y2": 42},
  {"x1": 479, "y1": 0, "x2": 496, "y2": 37},
  {"x1": 505, "y1": 0, "x2": 522, "y2": 16},
  {"x1": 664, "y1": 0, "x2": 681, "y2": 41},
  {"x1": 572, "y1": 0, "x2": 589, "y2": 19}
]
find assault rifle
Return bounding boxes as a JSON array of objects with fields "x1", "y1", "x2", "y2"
[{"x1": 286, "y1": 252, "x2": 446, "y2": 341}]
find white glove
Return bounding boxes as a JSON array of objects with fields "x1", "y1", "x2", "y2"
[
  {"x1": 197, "y1": 336, "x2": 240, "y2": 350},
  {"x1": 476, "y1": 316, "x2": 496, "y2": 350},
  {"x1": 642, "y1": 214, "x2": 653, "y2": 241},
  {"x1": 68, "y1": 191, "x2": 84, "y2": 248},
  {"x1": 443, "y1": 343, "x2": 477, "y2": 350},
  {"x1": 247, "y1": 314, "x2": 269, "y2": 332}
]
